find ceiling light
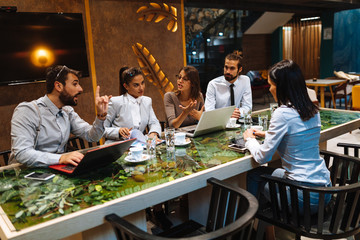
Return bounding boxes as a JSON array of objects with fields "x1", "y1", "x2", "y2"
[{"x1": 300, "y1": 16, "x2": 320, "y2": 21}]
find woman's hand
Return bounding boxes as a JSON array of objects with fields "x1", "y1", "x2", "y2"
[
  {"x1": 243, "y1": 128, "x2": 266, "y2": 139},
  {"x1": 189, "y1": 105, "x2": 204, "y2": 120},
  {"x1": 243, "y1": 129, "x2": 256, "y2": 140},
  {"x1": 95, "y1": 86, "x2": 112, "y2": 120},
  {"x1": 148, "y1": 132, "x2": 158, "y2": 139},
  {"x1": 252, "y1": 129, "x2": 266, "y2": 138},
  {"x1": 119, "y1": 127, "x2": 131, "y2": 139},
  {"x1": 179, "y1": 100, "x2": 197, "y2": 114}
]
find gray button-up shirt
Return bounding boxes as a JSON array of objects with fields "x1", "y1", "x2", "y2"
[{"x1": 10, "y1": 95, "x2": 104, "y2": 167}]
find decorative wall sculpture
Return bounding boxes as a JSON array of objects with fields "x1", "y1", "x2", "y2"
[
  {"x1": 132, "y1": 42, "x2": 174, "y2": 98},
  {"x1": 137, "y1": 2, "x2": 178, "y2": 32}
]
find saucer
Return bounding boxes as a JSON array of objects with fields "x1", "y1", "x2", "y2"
[
  {"x1": 251, "y1": 125, "x2": 263, "y2": 131},
  {"x1": 226, "y1": 123, "x2": 241, "y2": 129},
  {"x1": 124, "y1": 154, "x2": 150, "y2": 163},
  {"x1": 175, "y1": 138, "x2": 191, "y2": 147}
]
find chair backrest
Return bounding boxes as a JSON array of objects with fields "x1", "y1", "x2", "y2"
[
  {"x1": 0, "y1": 150, "x2": 11, "y2": 166},
  {"x1": 352, "y1": 85, "x2": 360, "y2": 110},
  {"x1": 337, "y1": 142, "x2": 360, "y2": 158},
  {"x1": 105, "y1": 177, "x2": 258, "y2": 240},
  {"x1": 66, "y1": 136, "x2": 101, "y2": 152},
  {"x1": 333, "y1": 80, "x2": 348, "y2": 97},
  {"x1": 256, "y1": 150, "x2": 360, "y2": 239}
]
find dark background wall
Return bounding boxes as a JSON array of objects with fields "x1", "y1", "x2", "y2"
[
  {"x1": 242, "y1": 34, "x2": 271, "y2": 73},
  {"x1": 333, "y1": 9, "x2": 360, "y2": 73},
  {"x1": 0, "y1": 0, "x2": 183, "y2": 150},
  {"x1": 320, "y1": 12, "x2": 334, "y2": 78}
]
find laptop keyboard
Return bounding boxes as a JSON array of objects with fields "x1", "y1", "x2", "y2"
[{"x1": 61, "y1": 165, "x2": 75, "y2": 171}]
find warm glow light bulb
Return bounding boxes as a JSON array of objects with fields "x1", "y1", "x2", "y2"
[{"x1": 30, "y1": 47, "x2": 55, "y2": 67}]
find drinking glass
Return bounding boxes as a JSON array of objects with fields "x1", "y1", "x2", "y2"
[
  {"x1": 258, "y1": 115, "x2": 268, "y2": 130},
  {"x1": 146, "y1": 136, "x2": 156, "y2": 159},
  {"x1": 165, "y1": 127, "x2": 175, "y2": 151},
  {"x1": 244, "y1": 110, "x2": 252, "y2": 129},
  {"x1": 270, "y1": 103, "x2": 278, "y2": 115}
]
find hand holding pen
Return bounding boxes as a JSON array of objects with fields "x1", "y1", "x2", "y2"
[{"x1": 119, "y1": 127, "x2": 133, "y2": 139}]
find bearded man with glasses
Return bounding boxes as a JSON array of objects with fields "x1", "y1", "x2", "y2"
[{"x1": 9, "y1": 65, "x2": 111, "y2": 167}]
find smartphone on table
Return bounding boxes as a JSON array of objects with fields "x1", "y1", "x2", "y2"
[
  {"x1": 228, "y1": 137, "x2": 247, "y2": 153},
  {"x1": 24, "y1": 172, "x2": 55, "y2": 181}
]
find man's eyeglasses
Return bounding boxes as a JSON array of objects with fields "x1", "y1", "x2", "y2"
[
  {"x1": 176, "y1": 75, "x2": 189, "y2": 81},
  {"x1": 56, "y1": 65, "x2": 67, "y2": 80}
]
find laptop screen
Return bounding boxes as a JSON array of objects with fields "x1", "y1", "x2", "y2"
[{"x1": 49, "y1": 138, "x2": 135, "y2": 175}]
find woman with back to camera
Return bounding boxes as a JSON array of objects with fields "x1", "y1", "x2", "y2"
[
  {"x1": 104, "y1": 67, "x2": 161, "y2": 143},
  {"x1": 243, "y1": 60, "x2": 331, "y2": 216},
  {"x1": 164, "y1": 66, "x2": 204, "y2": 128}
]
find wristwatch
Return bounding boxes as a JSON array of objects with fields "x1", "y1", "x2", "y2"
[{"x1": 97, "y1": 112, "x2": 107, "y2": 119}]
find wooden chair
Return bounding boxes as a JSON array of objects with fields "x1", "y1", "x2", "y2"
[
  {"x1": 105, "y1": 177, "x2": 258, "y2": 240},
  {"x1": 256, "y1": 150, "x2": 360, "y2": 240},
  {"x1": 324, "y1": 80, "x2": 349, "y2": 109},
  {"x1": 66, "y1": 136, "x2": 101, "y2": 152},
  {"x1": 0, "y1": 150, "x2": 11, "y2": 166},
  {"x1": 337, "y1": 142, "x2": 360, "y2": 158}
]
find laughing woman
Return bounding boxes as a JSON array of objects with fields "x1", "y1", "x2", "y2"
[
  {"x1": 164, "y1": 66, "x2": 204, "y2": 128},
  {"x1": 104, "y1": 67, "x2": 161, "y2": 142}
]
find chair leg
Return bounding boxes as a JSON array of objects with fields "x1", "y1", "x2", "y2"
[
  {"x1": 256, "y1": 220, "x2": 267, "y2": 240},
  {"x1": 355, "y1": 232, "x2": 360, "y2": 240}
]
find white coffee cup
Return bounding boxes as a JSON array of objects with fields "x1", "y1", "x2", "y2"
[
  {"x1": 129, "y1": 147, "x2": 143, "y2": 161},
  {"x1": 175, "y1": 132, "x2": 186, "y2": 144},
  {"x1": 229, "y1": 117, "x2": 237, "y2": 127}
]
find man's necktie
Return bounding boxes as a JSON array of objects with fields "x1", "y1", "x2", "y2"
[{"x1": 230, "y1": 84, "x2": 235, "y2": 106}]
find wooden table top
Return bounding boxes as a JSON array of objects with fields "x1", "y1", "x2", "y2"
[{"x1": 305, "y1": 79, "x2": 347, "y2": 86}]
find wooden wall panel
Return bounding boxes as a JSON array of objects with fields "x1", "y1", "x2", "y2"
[
  {"x1": 242, "y1": 34, "x2": 272, "y2": 72},
  {"x1": 89, "y1": 0, "x2": 183, "y2": 122}
]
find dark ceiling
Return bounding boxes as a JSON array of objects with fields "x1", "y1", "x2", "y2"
[{"x1": 185, "y1": 0, "x2": 360, "y2": 16}]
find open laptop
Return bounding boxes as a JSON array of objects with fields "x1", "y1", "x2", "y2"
[
  {"x1": 49, "y1": 138, "x2": 135, "y2": 175},
  {"x1": 179, "y1": 106, "x2": 235, "y2": 137}
]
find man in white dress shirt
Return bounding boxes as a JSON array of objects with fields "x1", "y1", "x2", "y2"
[{"x1": 204, "y1": 51, "x2": 252, "y2": 118}]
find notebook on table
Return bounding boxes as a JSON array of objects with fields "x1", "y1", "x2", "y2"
[
  {"x1": 49, "y1": 138, "x2": 136, "y2": 175},
  {"x1": 179, "y1": 106, "x2": 235, "y2": 137}
]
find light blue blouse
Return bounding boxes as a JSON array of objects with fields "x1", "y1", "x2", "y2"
[{"x1": 245, "y1": 105, "x2": 331, "y2": 185}]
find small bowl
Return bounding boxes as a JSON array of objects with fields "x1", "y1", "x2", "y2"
[{"x1": 251, "y1": 125, "x2": 263, "y2": 131}]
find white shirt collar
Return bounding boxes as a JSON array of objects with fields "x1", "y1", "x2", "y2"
[
  {"x1": 126, "y1": 93, "x2": 142, "y2": 104},
  {"x1": 223, "y1": 75, "x2": 240, "y2": 86}
]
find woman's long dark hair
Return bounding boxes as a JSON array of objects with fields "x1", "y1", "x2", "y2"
[
  {"x1": 268, "y1": 59, "x2": 318, "y2": 121},
  {"x1": 177, "y1": 66, "x2": 201, "y2": 101},
  {"x1": 119, "y1": 67, "x2": 143, "y2": 95}
]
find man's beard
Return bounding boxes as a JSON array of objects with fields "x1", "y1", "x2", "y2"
[
  {"x1": 224, "y1": 73, "x2": 238, "y2": 81},
  {"x1": 59, "y1": 89, "x2": 80, "y2": 106}
]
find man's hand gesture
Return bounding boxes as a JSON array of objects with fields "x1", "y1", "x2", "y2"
[{"x1": 95, "y1": 86, "x2": 111, "y2": 120}]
